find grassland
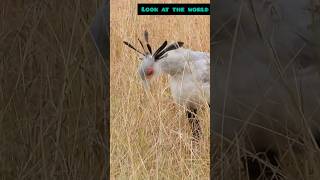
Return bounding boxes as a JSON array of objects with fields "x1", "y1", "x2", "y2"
[{"x1": 110, "y1": 0, "x2": 210, "y2": 179}]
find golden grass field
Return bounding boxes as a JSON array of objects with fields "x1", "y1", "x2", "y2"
[{"x1": 110, "y1": 0, "x2": 210, "y2": 179}]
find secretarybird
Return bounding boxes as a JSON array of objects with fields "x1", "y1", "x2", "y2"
[{"x1": 123, "y1": 31, "x2": 210, "y2": 140}]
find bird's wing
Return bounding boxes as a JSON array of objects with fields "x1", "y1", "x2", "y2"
[
  {"x1": 189, "y1": 51, "x2": 210, "y2": 84},
  {"x1": 162, "y1": 48, "x2": 210, "y2": 83}
]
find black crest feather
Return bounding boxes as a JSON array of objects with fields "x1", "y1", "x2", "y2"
[
  {"x1": 144, "y1": 30, "x2": 153, "y2": 54},
  {"x1": 123, "y1": 41, "x2": 144, "y2": 55},
  {"x1": 147, "y1": 44, "x2": 152, "y2": 54},
  {"x1": 144, "y1": 31, "x2": 149, "y2": 43},
  {"x1": 153, "y1": 41, "x2": 168, "y2": 59},
  {"x1": 154, "y1": 41, "x2": 184, "y2": 60},
  {"x1": 138, "y1": 38, "x2": 146, "y2": 54}
]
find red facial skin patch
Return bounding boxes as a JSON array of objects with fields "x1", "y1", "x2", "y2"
[{"x1": 146, "y1": 67, "x2": 154, "y2": 76}]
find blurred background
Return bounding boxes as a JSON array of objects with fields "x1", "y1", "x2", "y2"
[{"x1": 0, "y1": 0, "x2": 107, "y2": 179}]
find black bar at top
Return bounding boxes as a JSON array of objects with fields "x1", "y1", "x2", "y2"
[{"x1": 137, "y1": 4, "x2": 210, "y2": 15}]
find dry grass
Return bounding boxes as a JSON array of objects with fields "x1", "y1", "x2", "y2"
[
  {"x1": 110, "y1": 0, "x2": 210, "y2": 179},
  {"x1": 1, "y1": 0, "x2": 106, "y2": 179}
]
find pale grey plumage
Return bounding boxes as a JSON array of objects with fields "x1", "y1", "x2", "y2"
[{"x1": 123, "y1": 33, "x2": 209, "y2": 139}]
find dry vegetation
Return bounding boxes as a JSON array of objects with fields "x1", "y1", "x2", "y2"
[
  {"x1": 110, "y1": 0, "x2": 210, "y2": 179},
  {"x1": 1, "y1": 0, "x2": 106, "y2": 179}
]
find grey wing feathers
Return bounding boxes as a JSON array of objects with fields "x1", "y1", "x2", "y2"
[{"x1": 191, "y1": 51, "x2": 210, "y2": 84}]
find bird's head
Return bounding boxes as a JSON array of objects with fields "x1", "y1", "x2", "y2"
[{"x1": 123, "y1": 30, "x2": 184, "y2": 89}]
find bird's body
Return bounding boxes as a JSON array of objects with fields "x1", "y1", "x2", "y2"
[
  {"x1": 156, "y1": 48, "x2": 210, "y2": 109},
  {"x1": 123, "y1": 33, "x2": 209, "y2": 140}
]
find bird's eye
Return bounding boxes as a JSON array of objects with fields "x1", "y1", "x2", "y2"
[{"x1": 139, "y1": 57, "x2": 143, "y2": 60}]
